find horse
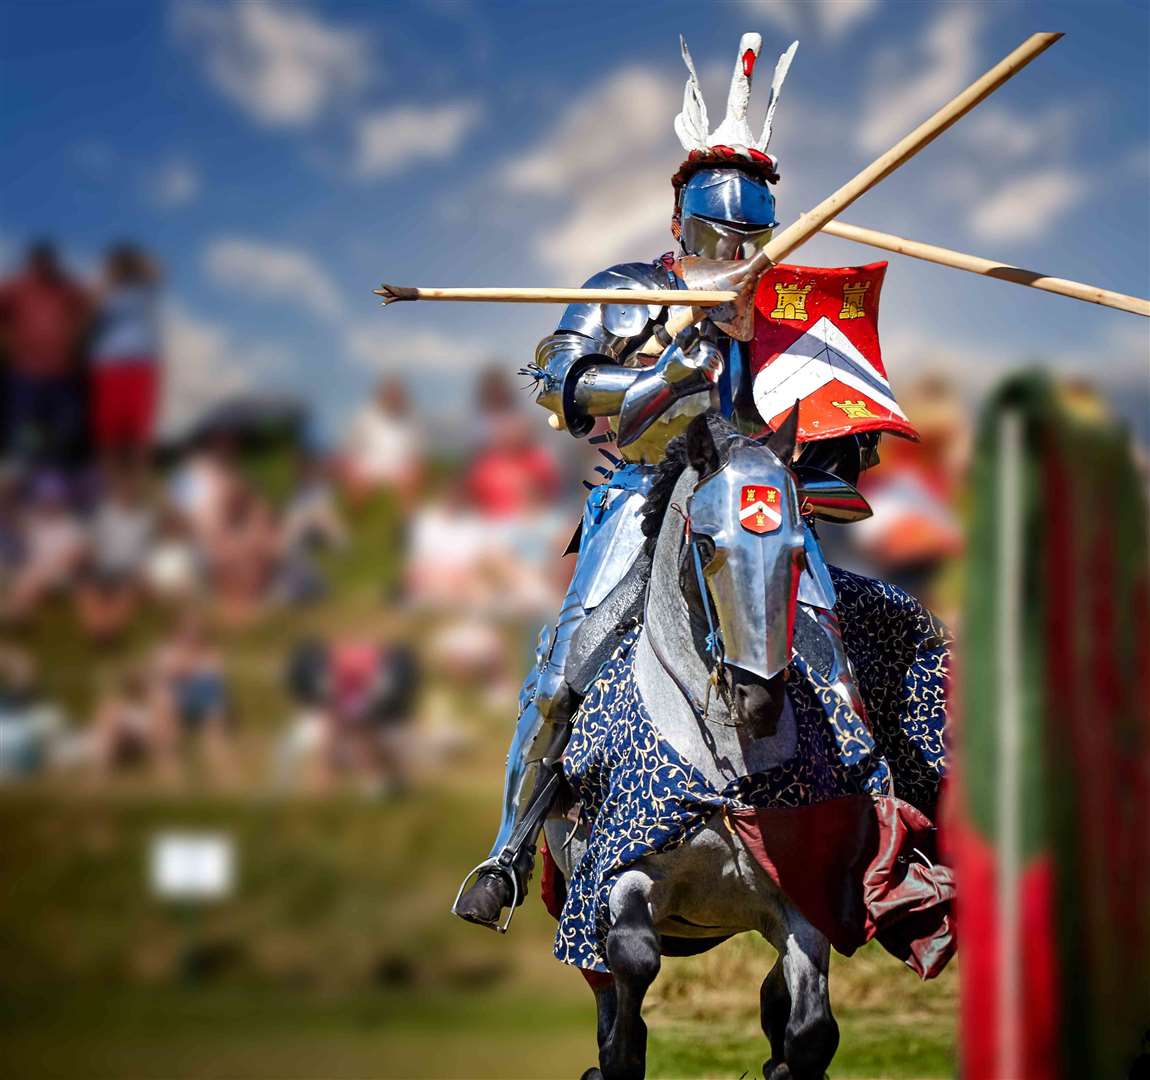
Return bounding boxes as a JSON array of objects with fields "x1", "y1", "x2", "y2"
[{"x1": 543, "y1": 409, "x2": 903, "y2": 1080}]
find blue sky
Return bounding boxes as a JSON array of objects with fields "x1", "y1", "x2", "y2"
[{"x1": 2, "y1": 0, "x2": 1147, "y2": 443}]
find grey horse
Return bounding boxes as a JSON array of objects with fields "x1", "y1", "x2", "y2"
[{"x1": 545, "y1": 411, "x2": 861, "y2": 1080}]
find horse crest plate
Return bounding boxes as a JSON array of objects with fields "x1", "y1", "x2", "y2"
[{"x1": 739, "y1": 485, "x2": 782, "y2": 534}]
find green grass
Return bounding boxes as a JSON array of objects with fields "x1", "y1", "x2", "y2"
[{"x1": 0, "y1": 490, "x2": 957, "y2": 1078}]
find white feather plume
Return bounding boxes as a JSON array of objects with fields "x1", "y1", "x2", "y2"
[
  {"x1": 709, "y1": 32, "x2": 762, "y2": 149},
  {"x1": 672, "y1": 32, "x2": 799, "y2": 160},
  {"x1": 758, "y1": 40, "x2": 799, "y2": 151},
  {"x1": 673, "y1": 35, "x2": 709, "y2": 152}
]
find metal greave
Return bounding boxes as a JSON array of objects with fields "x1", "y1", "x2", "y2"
[{"x1": 486, "y1": 580, "x2": 586, "y2": 863}]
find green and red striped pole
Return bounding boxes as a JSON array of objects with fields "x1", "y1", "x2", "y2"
[{"x1": 950, "y1": 373, "x2": 1150, "y2": 1077}]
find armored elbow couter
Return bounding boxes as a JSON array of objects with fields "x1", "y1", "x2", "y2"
[{"x1": 534, "y1": 334, "x2": 610, "y2": 437}]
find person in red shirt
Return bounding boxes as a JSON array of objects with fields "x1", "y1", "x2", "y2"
[
  {"x1": 89, "y1": 244, "x2": 162, "y2": 469},
  {"x1": 466, "y1": 416, "x2": 560, "y2": 520},
  {"x1": 466, "y1": 368, "x2": 560, "y2": 519},
  {"x1": 0, "y1": 241, "x2": 92, "y2": 469}
]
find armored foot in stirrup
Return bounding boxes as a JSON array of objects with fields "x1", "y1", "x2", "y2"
[
  {"x1": 452, "y1": 766, "x2": 565, "y2": 932},
  {"x1": 451, "y1": 857, "x2": 524, "y2": 934}
]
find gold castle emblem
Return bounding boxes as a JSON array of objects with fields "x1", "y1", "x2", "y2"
[
  {"x1": 839, "y1": 281, "x2": 871, "y2": 320},
  {"x1": 769, "y1": 282, "x2": 813, "y2": 321},
  {"x1": 832, "y1": 400, "x2": 877, "y2": 419}
]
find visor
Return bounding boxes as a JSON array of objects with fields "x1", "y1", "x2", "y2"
[
  {"x1": 680, "y1": 215, "x2": 775, "y2": 260},
  {"x1": 679, "y1": 168, "x2": 778, "y2": 229}
]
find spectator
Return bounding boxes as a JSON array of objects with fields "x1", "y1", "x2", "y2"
[
  {"x1": 89, "y1": 667, "x2": 156, "y2": 779},
  {"x1": 150, "y1": 613, "x2": 236, "y2": 787},
  {"x1": 0, "y1": 647, "x2": 65, "y2": 780},
  {"x1": 853, "y1": 375, "x2": 967, "y2": 611},
  {"x1": 0, "y1": 240, "x2": 92, "y2": 470},
  {"x1": 89, "y1": 244, "x2": 162, "y2": 471},
  {"x1": 328, "y1": 638, "x2": 420, "y2": 796},
  {"x1": 273, "y1": 456, "x2": 346, "y2": 606},
  {"x1": 341, "y1": 379, "x2": 424, "y2": 506},
  {"x1": 74, "y1": 468, "x2": 155, "y2": 641},
  {"x1": 404, "y1": 479, "x2": 491, "y2": 610},
  {"x1": 2, "y1": 474, "x2": 87, "y2": 623},
  {"x1": 471, "y1": 366, "x2": 521, "y2": 451},
  {"x1": 167, "y1": 432, "x2": 240, "y2": 547},
  {"x1": 143, "y1": 507, "x2": 201, "y2": 602},
  {"x1": 281, "y1": 456, "x2": 346, "y2": 554},
  {"x1": 203, "y1": 485, "x2": 281, "y2": 625},
  {"x1": 275, "y1": 638, "x2": 331, "y2": 792},
  {"x1": 466, "y1": 368, "x2": 560, "y2": 520}
]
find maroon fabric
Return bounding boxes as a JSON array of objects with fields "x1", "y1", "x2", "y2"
[
  {"x1": 538, "y1": 840, "x2": 565, "y2": 921},
  {"x1": 727, "y1": 795, "x2": 956, "y2": 978}
]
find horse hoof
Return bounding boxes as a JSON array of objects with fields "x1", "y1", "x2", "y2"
[{"x1": 454, "y1": 871, "x2": 513, "y2": 928}]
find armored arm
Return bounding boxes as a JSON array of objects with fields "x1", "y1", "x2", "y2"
[{"x1": 532, "y1": 261, "x2": 720, "y2": 440}]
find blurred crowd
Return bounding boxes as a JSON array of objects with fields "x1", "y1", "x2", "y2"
[
  {"x1": 0, "y1": 237, "x2": 980, "y2": 798},
  {"x1": 0, "y1": 239, "x2": 578, "y2": 794}
]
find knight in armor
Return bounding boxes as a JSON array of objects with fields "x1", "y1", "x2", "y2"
[{"x1": 454, "y1": 32, "x2": 885, "y2": 930}]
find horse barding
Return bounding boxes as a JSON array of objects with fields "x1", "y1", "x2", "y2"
[{"x1": 539, "y1": 411, "x2": 955, "y2": 1080}]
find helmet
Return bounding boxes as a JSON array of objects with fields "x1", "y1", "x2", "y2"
[
  {"x1": 672, "y1": 31, "x2": 798, "y2": 258},
  {"x1": 679, "y1": 167, "x2": 778, "y2": 259}
]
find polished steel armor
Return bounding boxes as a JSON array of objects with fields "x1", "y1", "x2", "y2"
[
  {"x1": 687, "y1": 441, "x2": 808, "y2": 680},
  {"x1": 679, "y1": 168, "x2": 778, "y2": 260}
]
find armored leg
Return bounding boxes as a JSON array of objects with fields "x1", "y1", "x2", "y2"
[{"x1": 453, "y1": 583, "x2": 586, "y2": 930}]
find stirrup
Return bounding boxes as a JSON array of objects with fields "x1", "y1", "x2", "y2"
[{"x1": 451, "y1": 857, "x2": 522, "y2": 934}]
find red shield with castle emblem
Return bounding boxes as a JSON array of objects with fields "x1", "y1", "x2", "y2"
[
  {"x1": 749, "y1": 261, "x2": 918, "y2": 444},
  {"x1": 739, "y1": 485, "x2": 782, "y2": 535}
]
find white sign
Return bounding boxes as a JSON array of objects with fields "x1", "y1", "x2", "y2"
[{"x1": 149, "y1": 831, "x2": 235, "y2": 901}]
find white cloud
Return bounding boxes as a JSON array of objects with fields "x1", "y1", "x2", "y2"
[
  {"x1": 146, "y1": 158, "x2": 201, "y2": 208},
  {"x1": 501, "y1": 67, "x2": 678, "y2": 196},
  {"x1": 203, "y1": 238, "x2": 344, "y2": 320},
  {"x1": 959, "y1": 104, "x2": 1079, "y2": 162},
  {"x1": 161, "y1": 304, "x2": 288, "y2": 436},
  {"x1": 344, "y1": 322, "x2": 485, "y2": 374},
  {"x1": 354, "y1": 102, "x2": 481, "y2": 179},
  {"x1": 970, "y1": 169, "x2": 1079, "y2": 243},
  {"x1": 857, "y1": 6, "x2": 982, "y2": 153},
  {"x1": 744, "y1": 0, "x2": 878, "y2": 42},
  {"x1": 173, "y1": 1, "x2": 370, "y2": 128},
  {"x1": 495, "y1": 66, "x2": 681, "y2": 275},
  {"x1": 531, "y1": 169, "x2": 675, "y2": 277},
  {"x1": 815, "y1": 0, "x2": 879, "y2": 42}
]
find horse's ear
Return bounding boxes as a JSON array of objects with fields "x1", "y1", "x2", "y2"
[
  {"x1": 765, "y1": 400, "x2": 800, "y2": 464},
  {"x1": 686, "y1": 412, "x2": 723, "y2": 476}
]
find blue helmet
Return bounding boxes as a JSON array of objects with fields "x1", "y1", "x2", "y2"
[{"x1": 678, "y1": 167, "x2": 778, "y2": 259}]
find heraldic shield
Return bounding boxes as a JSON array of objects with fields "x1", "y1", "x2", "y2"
[
  {"x1": 739, "y1": 485, "x2": 783, "y2": 535},
  {"x1": 749, "y1": 261, "x2": 919, "y2": 443}
]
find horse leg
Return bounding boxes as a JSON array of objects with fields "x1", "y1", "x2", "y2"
[
  {"x1": 764, "y1": 919, "x2": 838, "y2": 1080},
  {"x1": 600, "y1": 872, "x2": 660, "y2": 1080},
  {"x1": 579, "y1": 979, "x2": 618, "y2": 1080},
  {"x1": 760, "y1": 954, "x2": 790, "y2": 1074}
]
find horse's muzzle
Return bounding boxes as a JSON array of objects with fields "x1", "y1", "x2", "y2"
[{"x1": 728, "y1": 665, "x2": 787, "y2": 739}]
